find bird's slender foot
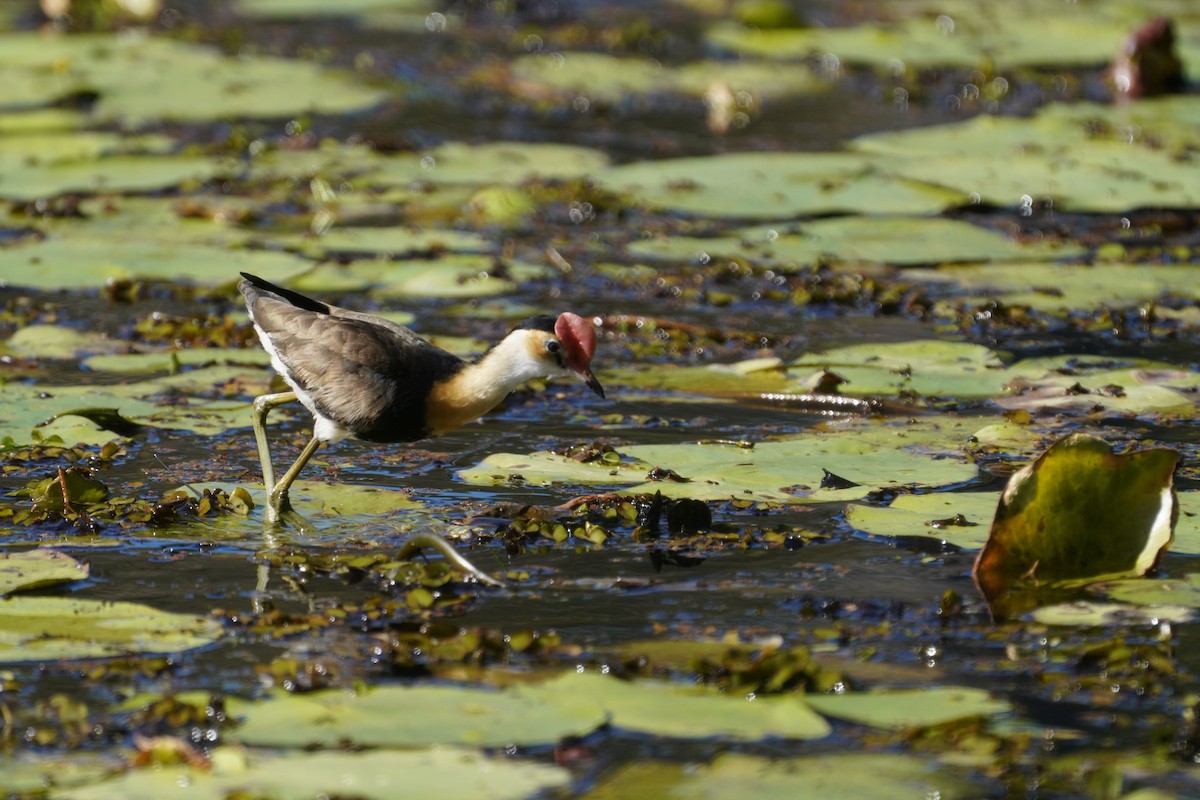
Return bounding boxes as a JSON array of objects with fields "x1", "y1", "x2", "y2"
[{"x1": 265, "y1": 435, "x2": 323, "y2": 525}]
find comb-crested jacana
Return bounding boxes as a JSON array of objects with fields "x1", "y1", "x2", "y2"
[{"x1": 239, "y1": 272, "x2": 604, "y2": 523}]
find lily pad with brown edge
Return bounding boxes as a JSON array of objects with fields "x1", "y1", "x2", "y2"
[
  {"x1": 844, "y1": 491, "x2": 1001, "y2": 548},
  {"x1": 596, "y1": 152, "x2": 963, "y2": 219},
  {"x1": 0, "y1": 596, "x2": 222, "y2": 662},
  {"x1": 0, "y1": 32, "x2": 387, "y2": 127},
  {"x1": 901, "y1": 262, "x2": 1200, "y2": 315},
  {"x1": 508, "y1": 51, "x2": 824, "y2": 105},
  {"x1": 363, "y1": 141, "x2": 611, "y2": 188},
  {"x1": 628, "y1": 217, "x2": 1084, "y2": 267},
  {"x1": 804, "y1": 685, "x2": 1011, "y2": 730},
  {"x1": 0, "y1": 550, "x2": 89, "y2": 596},
  {"x1": 81, "y1": 348, "x2": 271, "y2": 375},
  {"x1": 972, "y1": 434, "x2": 1178, "y2": 614},
  {"x1": 459, "y1": 416, "x2": 981, "y2": 503},
  {"x1": 585, "y1": 751, "x2": 977, "y2": 800},
  {"x1": 0, "y1": 237, "x2": 315, "y2": 290},
  {"x1": 792, "y1": 339, "x2": 1009, "y2": 399},
  {"x1": 48, "y1": 746, "x2": 570, "y2": 800},
  {"x1": 1027, "y1": 600, "x2": 1195, "y2": 626}
]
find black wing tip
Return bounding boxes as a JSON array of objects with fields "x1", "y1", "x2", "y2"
[{"x1": 238, "y1": 273, "x2": 329, "y2": 314}]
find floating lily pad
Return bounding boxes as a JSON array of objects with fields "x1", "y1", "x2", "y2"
[
  {"x1": 81, "y1": 348, "x2": 271, "y2": 374},
  {"x1": 0, "y1": 32, "x2": 387, "y2": 126},
  {"x1": 845, "y1": 492, "x2": 1001, "y2": 548},
  {"x1": 597, "y1": 152, "x2": 962, "y2": 219},
  {"x1": 856, "y1": 103, "x2": 1200, "y2": 212},
  {"x1": 805, "y1": 686, "x2": 1011, "y2": 729},
  {"x1": 270, "y1": 226, "x2": 493, "y2": 259},
  {"x1": 0, "y1": 237, "x2": 313, "y2": 290},
  {"x1": 903, "y1": 262, "x2": 1200, "y2": 314},
  {"x1": 460, "y1": 416, "x2": 980, "y2": 502},
  {"x1": 532, "y1": 670, "x2": 831, "y2": 740},
  {"x1": 53, "y1": 746, "x2": 570, "y2": 800},
  {"x1": 6, "y1": 325, "x2": 124, "y2": 359},
  {"x1": 0, "y1": 550, "x2": 89, "y2": 596},
  {"x1": 367, "y1": 141, "x2": 611, "y2": 187},
  {"x1": 793, "y1": 339, "x2": 1009, "y2": 399},
  {"x1": 0, "y1": 596, "x2": 222, "y2": 662},
  {"x1": 234, "y1": 669, "x2": 829, "y2": 746},
  {"x1": 509, "y1": 51, "x2": 822, "y2": 105},
  {"x1": 235, "y1": 0, "x2": 434, "y2": 17},
  {"x1": 1093, "y1": 573, "x2": 1200, "y2": 610},
  {"x1": 0, "y1": 153, "x2": 225, "y2": 201},
  {"x1": 629, "y1": 217, "x2": 1083, "y2": 267},
  {"x1": 288, "y1": 255, "x2": 552, "y2": 299},
  {"x1": 587, "y1": 752, "x2": 976, "y2": 800},
  {"x1": 1028, "y1": 600, "x2": 1195, "y2": 626},
  {"x1": 706, "y1": 1, "x2": 1155, "y2": 70},
  {"x1": 973, "y1": 435, "x2": 1178, "y2": 605}
]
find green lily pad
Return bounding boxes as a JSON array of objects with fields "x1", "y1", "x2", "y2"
[
  {"x1": 857, "y1": 103, "x2": 1200, "y2": 212},
  {"x1": 460, "y1": 416, "x2": 980, "y2": 502},
  {"x1": 845, "y1": 492, "x2": 1001, "y2": 548},
  {"x1": 629, "y1": 217, "x2": 1083, "y2": 266},
  {"x1": 235, "y1": 0, "x2": 434, "y2": 17},
  {"x1": 0, "y1": 153, "x2": 225, "y2": 201},
  {"x1": 238, "y1": 480, "x2": 424, "y2": 517},
  {"x1": 232, "y1": 674, "x2": 606, "y2": 748},
  {"x1": 6, "y1": 325, "x2": 124, "y2": 360},
  {"x1": 0, "y1": 237, "x2": 313, "y2": 290},
  {"x1": 706, "y1": 1, "x2": 1155, "y2": 70},
  {"x1": 0, "y1": 550, "x2": 89, "y2": 596},
  {"x1": 973, "y1": 435, "x2": 1178, "y2": 605},
  {"x1": 52, "y1": 746, "x2": 570, "y2": 800},
  {"x1": 1028, "y1": 600, "x2": 1195, "y2": 626},
  {"x1": 805, "y1": 686, "x2": 1011, "y2": 729},
  {"x1": 81, "y1": 348, "x2": 271, "y2": 374},
  {"x1": 597, "y1": 152, "x2": 963, "y2": 219},
  {"x1": 1093, "y1": 573, "x2": 1200, "y2": 610},
  {"x1": 588, "y1": 752, "x2": 976, "y2": 800},
  {"x1": 367, "y1": 141, "x2": 611, "y2": 187},
  {"x1": 0, "y1": 596, "x2": 222, "y2": 662},
  {"x1": 793, "y1": 339, "x2": 1009, "y2": 399},
  {"x1": 903, "y1": 262, "x2": 1200, "y2": 314},
  {"x1": 234, "y1": 669, "x2": 829, "y2": 746},
  {"x1": 270, "y1": 226, "x2": 493, "y2": 259},
  {"x1": 532, "y1": 670, "x2": 831, "y2": 740},
  {"x1": 509, "y1": 51, "x2": 822, "y2": 105},
  {"x1": 287, "y1": 255, "x2": 552, "y2": 299},
  {"x1": 0, "y1": 32, "x2": 386, "y2": 126}
]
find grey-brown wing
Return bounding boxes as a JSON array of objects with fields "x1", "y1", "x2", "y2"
[{"x1": 249, "y1": 297, "x2": 464, "y2": 441}]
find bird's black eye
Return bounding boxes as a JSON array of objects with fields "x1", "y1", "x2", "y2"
[{"x1": 545, "y1": 339, "x2": 562, "y2": 355}]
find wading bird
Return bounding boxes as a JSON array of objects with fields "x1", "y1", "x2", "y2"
[{"x1": 239, "y1": 272, "x2": 604, "y2": 524}]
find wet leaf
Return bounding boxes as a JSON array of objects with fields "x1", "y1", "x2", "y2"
[
  {"x1": 630, "y1": 217, "x2": 1083, "y2": 266},
  {"x1": 845, "y1": 492, "x2": 1000, "y2": 548},
  {"x1": 587, "y1": 752, "x2": 976, "y2": 799},
  {"x1": 0, "y1": 550, "x2": 89, "y2": 596},
  {"x1": 52, "y1": 746, "x2": 569, "y2": 800},
  {"x1": 461, "y1": 416, "x2": 979, "y2": 502},
  {"x1": 597, "y1": 152, "x2": 961, "y2": 218},
  {"x1": 0, "y1": 597, "x2": 222, "y2": 662},
  {"x1": 973, "y1": 434, "x2": 1178, "y2": 606},
  {"x1": 0, "y1": 32, "x2": 386, "y2": 126},
  {"x1": 804, "y1": 686, "x2": 1011, "y2": 730}
]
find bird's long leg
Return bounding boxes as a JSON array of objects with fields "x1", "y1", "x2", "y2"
[
  {"x1": 266, "y1": 435, "x2": 323, "y2": 524},
  {"x1": 252, "y1": 391, "x2": 298, "y2": 495}
]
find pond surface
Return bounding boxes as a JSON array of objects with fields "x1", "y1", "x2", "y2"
[{"x1": 2, "y1": 0, "x2": 1200, "y2": 797}]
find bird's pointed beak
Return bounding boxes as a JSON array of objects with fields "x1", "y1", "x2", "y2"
[{"x1": 583, "y1": 369, "x2": 605, "y2": 399}]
